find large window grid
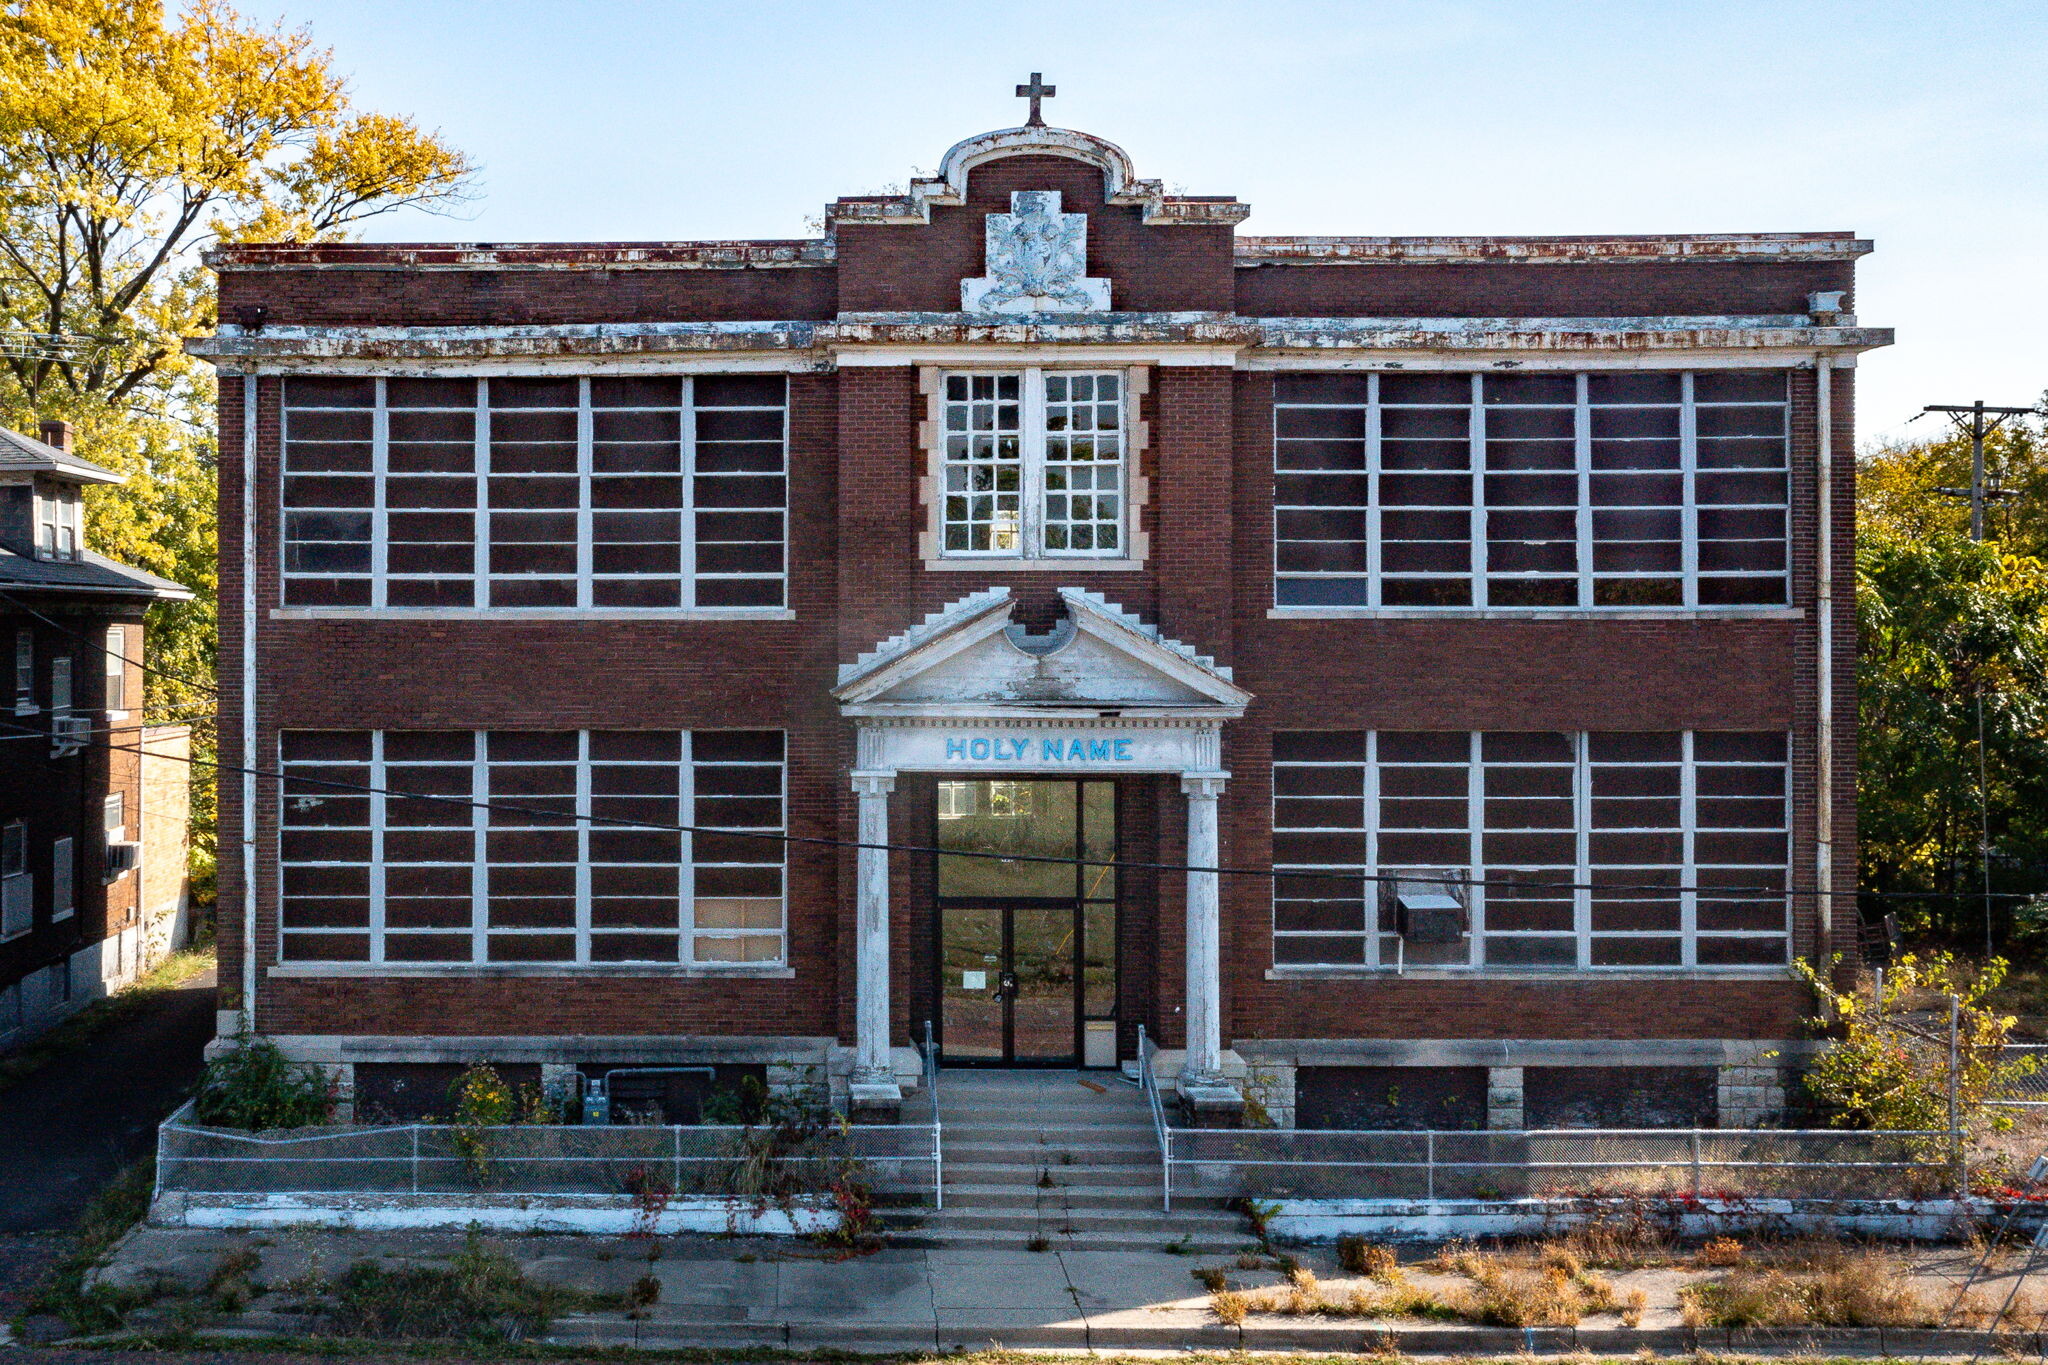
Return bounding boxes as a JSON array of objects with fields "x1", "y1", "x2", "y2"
[
  {"x1": 282, "y1": 376, "x2": 788, "y2": 610},
  {"x1": 1271, "y1": 731, "x2": 1790, "y2": 969},
  {"x1": 940, "y1": 369, "x2": 1126, "y2": 558},
  {"x1": 278, "y1": 729, "x2": 786, "y2": 966},
  {"x1": 1273, "y1": 371, "x2": 1789, "y2": 609}
]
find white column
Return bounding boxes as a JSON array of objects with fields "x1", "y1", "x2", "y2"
[
  {"x1": 1181, "y1": 771, "x2": 1229, "y2": 1087},
  {"x1": 850, "y1": 770, "x2": 898, "y2": 1095}
]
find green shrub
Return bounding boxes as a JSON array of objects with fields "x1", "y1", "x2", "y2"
[{"x1": 193, "y1": 1036, "x2": 334, "y2": 1130}]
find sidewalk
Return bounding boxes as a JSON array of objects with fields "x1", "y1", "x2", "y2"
[{"x1": 90, "y1": 1224, "x2": 2032, "y2": 1355}]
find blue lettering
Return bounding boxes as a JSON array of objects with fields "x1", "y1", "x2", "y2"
[
  {"x1": 1042, "y1": 738, "x2": 1063, "y2": 762},
  {"x1": 1067, "y1": 740, "x2": 1086, "y2": 761},
  {"x1": 970, "y1": 738, "x2": 991, "y2": 760},
  {"x1": 1087, "y1": 739, "x2": 1112, "y2": 761},
  {"x1": 946, "y1": 738, "x2": 967, "y2": 760},
  {"x1": 1008, "y1": 738, "x2": 1029, "y2": 759},
  {"x1": 1114, "y1": 739, "x2": 1133, "y2": 761}
]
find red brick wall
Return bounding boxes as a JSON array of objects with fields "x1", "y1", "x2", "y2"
[
  {"x1": 214, "y1": 173, "x2": 1858, "y2": 1054},
  {"x1": 836, "y1": 156, "x2": 1237, "y2": 315},
  {"x1": 1236, "y1": 261, "x2": 1854, "y2": 318},
  {"x1": 219, "y1": 265, "x2": 838, "y2": 327}
]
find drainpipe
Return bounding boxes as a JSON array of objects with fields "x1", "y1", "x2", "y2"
[
  {"x1": 1815, "y1": 355, "x2": 1834, "y2": 964},
  {"x1": 240, "y1": 373, "x2": 258, "y2": 1035}
]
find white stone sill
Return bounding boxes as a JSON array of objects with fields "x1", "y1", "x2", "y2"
[
  {"x1": 269, "y1": 608, "x2": 795, "y2": 622},
  {"x1": 1265, "y1": 966, "x2": 1791, "y2": 983},
  {"x1": 268, "y1": 964, "x2": 794, "y2": 980},
  {"x1": 1267, "y1": 607, "x2": 1804, "y2": 622},
  {"x1": 922, "y1": 557, "x2": 1144, "y2": 573}
]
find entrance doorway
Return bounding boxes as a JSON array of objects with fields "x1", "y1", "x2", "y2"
[{"x1": 934, "y1": 779, "x2": 1117, "y2": 1066}]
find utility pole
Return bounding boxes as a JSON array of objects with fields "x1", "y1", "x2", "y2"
[{"x1": 1925, "y1": 400, "x2": 2037, "y2": 957}]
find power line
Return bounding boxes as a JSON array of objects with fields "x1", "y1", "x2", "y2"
[
  {"x1": 0, "y1": 712, "x2": 1983, "y2": 908},
  {"x1": 1921, "y1": 398, "x2": 2039, "y2": 957},
  {"x1": 0, "y1": 586, "x2": 221, "y2": 698}
]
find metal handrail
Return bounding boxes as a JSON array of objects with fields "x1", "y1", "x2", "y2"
[
  {"x1": 1137, "y1": 1024, "x2": 1172, "y2": 1210},
  {"x1": 922, "y1": 1019, "x2": 943, "y2": 1210}
]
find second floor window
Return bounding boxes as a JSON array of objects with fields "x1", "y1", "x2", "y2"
[
  {"x1": 37, "y1": 487, "x2": 80, "y2": 561},
  {"x1": 13, "y1": 629, "x2": 32, "y2": 713},
  {"x1": 103, "y1": 627, "x2": 127, "y2": 712},
  {"x1": 282, "y1": 375, "x2": 789, "y2": 611},
  {"x1": 941, "y1": 369, "x2": 1126, "y2": 558},
  {"x1": 1273, "y1": 371, "x2": 1789, "y2": 610}
]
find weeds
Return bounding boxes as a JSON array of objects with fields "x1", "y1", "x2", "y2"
[
  {"x1": 1681, "y1": 1249, "x2": 1934, "y2": 1328},
  {"x1": 322, "y1": 1232, "x2": 585, "y2": 1342},
  {"x1": 1338, "y1": 1236, "x2": 1400, "y2": 1279},
  {"x1": 27, "y1": 1159, "x2": 159, "y2": 1332},
  {"x1": 203, "y1": 1249, "x2": 261, "y2": 1313}
]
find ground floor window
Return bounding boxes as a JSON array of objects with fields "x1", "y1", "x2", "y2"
[
  {"x1": 278, "y1": 729, "x2": 785, "y2": 966},
  {"x1": 1271, "y1": 730, "x2": 1789, "y2": 969}
]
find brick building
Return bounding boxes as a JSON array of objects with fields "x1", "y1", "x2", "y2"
[
  {"x1": 0, "y1": 420, "x2": 193, "y2": 1051},
  {"x1": 194, "y1": 109, "x2": 1888, "y2": 1128}
]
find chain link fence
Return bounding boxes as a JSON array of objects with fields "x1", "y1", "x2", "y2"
[
  {"x1": 1163, "y1": 1126, "x2": 1958, "y2": 1203},
  {"x1": 1989, "y1": 1044, "x2": 2048, "y2": 1108},
  {"x1": 155, "y1": 1100, "x2": 940, "y2": 1203}
]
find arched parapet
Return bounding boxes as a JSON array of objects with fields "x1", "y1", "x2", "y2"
[{"x1": 827, "y1": 125, "x2": 1248, "y2": 229}]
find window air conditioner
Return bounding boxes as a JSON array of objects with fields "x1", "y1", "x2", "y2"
[
  {"x1": 103, "y1": 841, "x2": 140, "y2": 879},
  {"x1": 1380, "y1": 871, "x2": 1469, "y2": 944},
  {"x1": 50, "y1": 714, "x2": 90, "y2": 756}
]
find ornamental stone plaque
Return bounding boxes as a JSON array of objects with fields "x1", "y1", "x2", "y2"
[{"x1": 960, "y1": 190, "x2": 1111, "y2": 314}]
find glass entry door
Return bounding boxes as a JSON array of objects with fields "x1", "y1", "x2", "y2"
[
  {"x1": 935, "y1": 779, "x2": 1117, "y2": 1066},
  {"x1": 940, "y1": 904, "x2": 1076, "y2": 1063}
]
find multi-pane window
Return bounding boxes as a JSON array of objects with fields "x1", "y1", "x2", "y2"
[
  {"x1": 278, "y1": 729, "x2": 786, "y2": 967},
  {"x1": 0, "y1": 820, "x2": 27, "y2": 940},
  {"x1": 281, "y1": 376, "x2": 788, "y2": 610},
  {"x1": 1271, "y1": 731, "x2": 1789, "y2": 969},
  {"x1": 1273, "y1": 371, "x2": 1789, "y2": 608},
  {"x1": 51, "y1": 836, "x2": 73, "y2": 920},
  {"x1": 941, "y1": 369, "x2": 1125, "y2": 557},
  {"x1": 36, "y1": 486, "x2": 80, "y2": 561},
  {"x1": 13, "y1": 628, "x2": 32, "y2": 713},
  {"x1": 103, "y1": 627, "x2": 126, "y2": 712}
]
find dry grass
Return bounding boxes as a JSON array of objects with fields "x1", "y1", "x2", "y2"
[
  {"x1": 1694, "y1": 1236, "x2": 1745, "y2": 1267},
  {"x1": 1338, "y1": 1237, "x2": 1401, "y2": 1279},
  {"x1": 1681, "y1": 1249, "x2": 1934, "y2": 1328}
]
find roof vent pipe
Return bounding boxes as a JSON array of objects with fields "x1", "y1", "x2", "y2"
[{"x1": 38, "y1": 419, "x2": 71, "y2": 452}]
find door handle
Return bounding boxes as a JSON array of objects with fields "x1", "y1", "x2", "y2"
[{"x1": 998, "y1": 971, "x2": 1018, "y2": 999}]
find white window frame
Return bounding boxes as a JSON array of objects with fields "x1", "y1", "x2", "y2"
[
  {"x1": 0, "y1": 820, "x2": 29, "y2": 941},
  {"x1": 1271, "y1": 730, "x2": 1792, "y2": 972},
  {"x1": 921, "y1": 366, "x2": 1150, "y2": 569},
  {"x1": 1271, "y1": 370, "x2": 1791, "y2": 612},
  {"x1": 13, "y1": 628, "x2": 34, "y2": 714},
  {"x1": 103, "y1": 626, "x2": 127, "y2": 713},
  {"x1": 277, "y1": 729, "x2": 787, "y2": 970},
  {"x1": 280, "y1": 375, "x2": 791, "y2": 615},
  {"x1": 51, "y1": 835, "x2": 73, "y2": 921}
]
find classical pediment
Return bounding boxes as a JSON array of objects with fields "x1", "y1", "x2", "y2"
[{"x1": 833, "y1": 588, "x2": 1250, "y2": 717}]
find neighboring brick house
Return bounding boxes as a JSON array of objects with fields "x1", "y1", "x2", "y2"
[
  {"x1": 0, "y1": 420, "x2": 194, "y2": 1051},
  {"x1": 193, "y1": 109, "x2": 1888, "y2": 1128}
]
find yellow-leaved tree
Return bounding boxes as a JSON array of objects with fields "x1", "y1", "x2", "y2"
[{"x1": 0, "y1": 0, "x2": 476, "y2": 897}]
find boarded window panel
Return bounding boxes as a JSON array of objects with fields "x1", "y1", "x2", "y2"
[
  {"x1": 385, "y1": 385, "x2": 480, "y2": 608},
  {"x1": 486, "y1": 380, "x2": 579, "y2": 606},
  {"x1": 691, "y1": 731, "x2": 784, "y2": 964},
  {"x1": 278, "y1": 732, "x2": 375, "y2": 959},
  {"x1": 1271, "y1": 731, "x2": 1375, "y2": 964},
  {"x1": 695, "y1": 379, "x2": 787, "y2": 609},
  {"x1": 283, "y1": 379, "x2": 377, "y2": 606}
]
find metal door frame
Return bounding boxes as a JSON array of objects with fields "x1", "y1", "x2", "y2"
[{"x1": 930, "y1": 777, "x2": 1120, "y2": 1068}]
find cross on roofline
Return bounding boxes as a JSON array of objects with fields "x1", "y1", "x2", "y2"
[{"x1": 1016, "y1": 72, "x2": 1055, "y2": 128}]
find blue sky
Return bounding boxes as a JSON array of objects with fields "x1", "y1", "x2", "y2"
[{"x1": 276, "y1": 0, "x2": 2047, "y2": 444}]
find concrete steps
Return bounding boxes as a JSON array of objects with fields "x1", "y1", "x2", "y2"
[{"x1": 903, "y1": 1069, "x2": 1248, "y2": 1254}]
